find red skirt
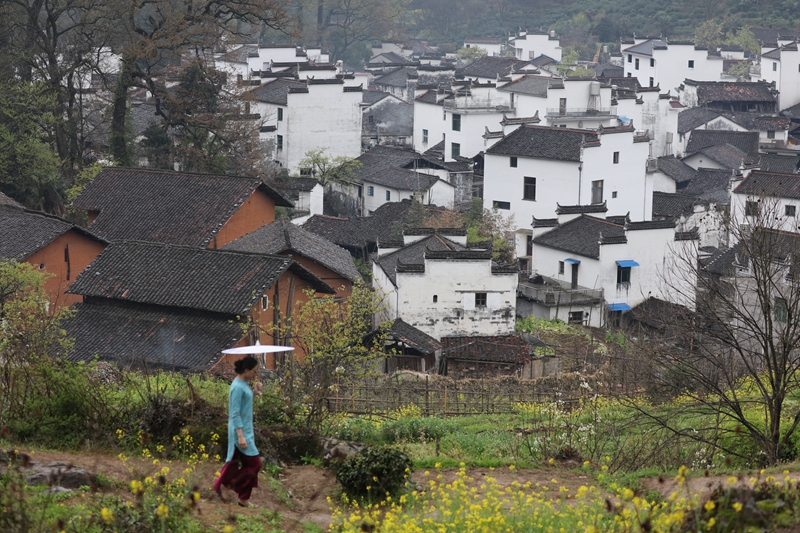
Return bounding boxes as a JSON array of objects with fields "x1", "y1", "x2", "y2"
[{"x1": 214, "y1": 447, "x2": 261, "y2": 501}]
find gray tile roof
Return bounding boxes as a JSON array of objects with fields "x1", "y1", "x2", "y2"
[
  {"x1": 457, "y1": 56, "x2": 536, "y2": 79},
  {"x1": 690, "y1": 80, "x2": 777, "y2": 104},
  {"x1": 217, "y1": 45, "x2": 257, "y2": 65},
  {"x1": 61, "y1": 302, "x2": 242, "y2": 371},
  {"x1": 497, "y1": 75, "x2": 559, "y2": 97},
  {"x1": 222, "y1": 218, "x2": 361, "y2": 282},
  {"x1": 682, "y1": 168, "x2": 733, "y2": 203},
  {"x1": 68, "y1": 241, "x2": 333, "y2": 315},
  {"x1": 441, "y1": 334, "x2": 537, "y2": 363},
  {"x1": 363, "y1": 90, "x2": 392, "y2": 105},
  {"x1": 533, "y1": 215, "x2": 626, "y2": 259},
  {"x1": 685, "y1": 130, "x2": 760, "y2": 155},
  {"x1": 697, "y1": 143, "x2": 747, "y2": 169},
  {"x1": 652, "y1": 191, "x2": 705, "y2": 218},
  {"x1": 0, "y1": 192, "x2": 23, "y2": 208},
  {"x1": 733, "y1": 170, "x2": 800, "y2": 199},
  {"x1": 486, "y1": 125, "x2": 599, "y2": 161},
  {"x1": 0, "y1": 206, "x2": 107, "y2": 261},
  {"x1": 248, "y1": 78, "x2": 307, "y2": 105},
  {"x1": 374, "y1": 233, "x2": 467, "y2": 285},
  {"x1": 373, "y1": 66, "x2": 417, "y2": 88},
  {"x1": 656, "y1": 155, "x2": 698, "y2": 185},
  {"x1": 386, "y1": 318, "x2": 442, "y2": 354},
  {"x1": 362, "y1": 168, "x2": 440, "y2": 191},
  {"x1": 677, "y1": 107, "x2": 722, "y2": 134},
  {"x1": 303, "y1": 200, "x2": 442, "y2": 251},
  {"x1": 287, "y1": 177, "x2": 320, "y2": 192},
  {"x1": 70, "y1": 167, "x2": 292, "y2": 247},
  {"x1": 623, "y1": 39, "x2": 667, "y2": 56},
  {"x1": 756, "y1": 154, "x2": 800, "y2": 174}
]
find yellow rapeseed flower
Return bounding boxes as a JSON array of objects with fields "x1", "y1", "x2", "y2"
[
  {"x1": 732, "y1": 502, "x2": 743, "y2": 512},
  {"x1": 704, "y1": 500, "x2": 715, "y2": 512},
  {"x1": 156, "y1": 503, "x2": 169, "y2": 519},
  {"x1": 100, "y1": 508, "x2": 114, "y2": 523}
]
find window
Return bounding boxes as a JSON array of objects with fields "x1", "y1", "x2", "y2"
[
  {"x1": 276, "y1": 135, "x2": 283, "y2": 151},
  {"x1": 559, "y1": 261, "x2": 564, "y2": 275},
  {"x1": 688, "y1": 60, "x2": 694, "y2": 68},
  {"x1": 767, "y1": 130, "x2": 776, "y2": 139},
  {"x1": 635, "y1": 58, "x2": 639, "y2": 70},
  {"x1": 277, "y1": 108, "x2": 283, "y2": 121},
  {"x1": 452, "y1": 113, "x2": 461, "y2": 131},
  {"x1": 786, "y1": 205, "x2": 796, "y2": 217},
  {"x1": 368, "y1": 115, "x2": 374, "y2": 123},
  {"x1": 526, "y1": 235, "x2": 533, "y2": 256},
  {"x1": 745, "y1": 200, "x2": 760, "y2": 217},
  {"x1": 451, "y1": 142, "x2": 460, "y2": 158},
  {"x1": 617, "y1": 265, "x2": 631, "y2": 288},
  {"x1": 559, "y1": 98, "x2": 567, "y2": 115},
  {"x1": 523, "y1": 177, "x2": 536, "y2": 201},
  {"x1": 568, "y1": 311, "x2": 584, "y2": 324},
  {"x1": 422, "y1": 129, "x2": 428, "y2": 144},
  {"x1": 433, "y1": 295, "x2": 438, "y2": 302},
  {"x1": 510, "y1": 156, "x2": 517, "y2": 167},
  {"x1": 386, "y1": 190, "x2": 391, "y2": 201},
  {"x1": 650, "y1": 58, "x2": 654, "y2": 67},
  {"x1": 367, "y1": 186, "x2": 374, "y2": 196},
  {"x1": 775, "y1": 297, "x2": 788, "y2": 323},
  {"x1": 773, "y1": 62, "x2": 778, "y2": 71},
  {"x1": 613, "y1": 151, "x2": 619, "y2": 164},
  {"x1": 628, "y1": 54, "x2": 632, "y2": 63},
  {"x1": 591, "y1": 180, "x2": 604, "y2": 204},
  {"x1": 261, "y1": 295, "x2": 269, "y2": 311},
  {"x1": 627, "y1": 72, "x2": 632, "y2": 77},
  {"x1": 475, "y1": 292, "x2": 487, "y2": 308},
  {"x1": 649, "y1": 77, "x2": 654, "y2": 87},
  {"x1": 612, "y1": 191, "x2": 618, "y2": 198},
  {"x1": 493, "y1": 200, "x2": 510, "y2": 210}
]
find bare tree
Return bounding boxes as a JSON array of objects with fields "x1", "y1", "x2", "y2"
[{"x1": 629, "y1": 197, "x2": 800, "y2": 465}]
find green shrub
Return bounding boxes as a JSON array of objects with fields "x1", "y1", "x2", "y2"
[
  {"x1": 380, "y1": 417, "x2": 459, "y2": 443},
  {"x1": 327, "y1": 417, "x2": 380, "y2": 444},
  {"x1": 336, "y1": 446, "x2": 412, "y2": 502}
]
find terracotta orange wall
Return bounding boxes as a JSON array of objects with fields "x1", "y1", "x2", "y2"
[
  {"x1": 25, "y1": 231, "x2": 107, "y2": 308},
  {"x1": 209, "y1": 189, "x2": 276, "y2": 249},
  {"x1": 251, "y1": 269, "x2": 320, "y2": 369},
  {"x1": 281, "y1": 252, "x2": 354, "y2": 298}
]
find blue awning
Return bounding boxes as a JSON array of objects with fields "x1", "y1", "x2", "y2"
[
  {"x1": 608, "y1": 302, "x2": 632, "y2": 311},
  {"x1": 564, "y1": 258, "x2": 581, "y2": 265},
  {"x1": 616, "y1": 260, "x2": 640, "y2": 268}
]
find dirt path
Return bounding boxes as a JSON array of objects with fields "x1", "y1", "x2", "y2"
[{"x1": 11, "y1": 448, "x2": 604, "y2": 531}]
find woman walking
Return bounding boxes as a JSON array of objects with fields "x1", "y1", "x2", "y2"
[{"x1": 214, "y1": 355, "x2": 262, "y2": 507}]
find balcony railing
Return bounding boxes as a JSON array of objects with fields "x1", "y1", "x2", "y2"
[
  {"x1": 443, "y1": 99, "x2": 514, "y2": 112},
  {"x1": 545, "y1": 107, "x2": 615, "y2": 118},
  {"x1": 517, "y1": 274, "x2": 604, "y2": 306}
]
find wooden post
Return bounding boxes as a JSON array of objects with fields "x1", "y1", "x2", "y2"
[
  {"x1": 425, "y1": 375, "x2": 429, "y2": 416},
  {"x1": 444, "y1": 384, "x2": 447, "y2": 418}
]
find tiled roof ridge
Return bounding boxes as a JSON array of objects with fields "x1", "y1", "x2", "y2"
[
  {"x1": 98, "y1": 166, "x2": 262, "y2": 182},
  {"x1": 105, "y1": 239, "x2": 296, "y2": 262}
]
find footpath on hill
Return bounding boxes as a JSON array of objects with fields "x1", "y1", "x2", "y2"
[{"x1": 14, "y1": 447, "x2": 799, "y2": 532}]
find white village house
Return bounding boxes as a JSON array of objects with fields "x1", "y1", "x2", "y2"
[
  {"x1": 622, "y1": 39, "x2": 725, "y2": 94},
  {"x1": 521, "y1": 207, "x2": 698, "y2": 326},
  {"x1": 372, "y1": 228, "x2": 519, "y2": 341},
  {"x1": 247, "y1": 77, "x2": 362, "y2": 173},
  {"x1": 481, "y1": 124, "x2": 652, "y2": 262}
]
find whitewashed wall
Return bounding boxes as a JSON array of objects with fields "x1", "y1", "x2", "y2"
[
  {"x1": 395, "y1": 258, "x2": 518, "y2": 338},
  {"x1": 284, "y1": 84, "x2": 362, "y2": 172}
]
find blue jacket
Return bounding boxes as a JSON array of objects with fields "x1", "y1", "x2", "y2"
[{"x1": 226, "y1": 378, "x2": 259, "y2": 461}]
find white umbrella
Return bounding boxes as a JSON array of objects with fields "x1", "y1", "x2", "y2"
[{"x1": 222, "y1": 344, "x2": 295, "y2": 355}]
